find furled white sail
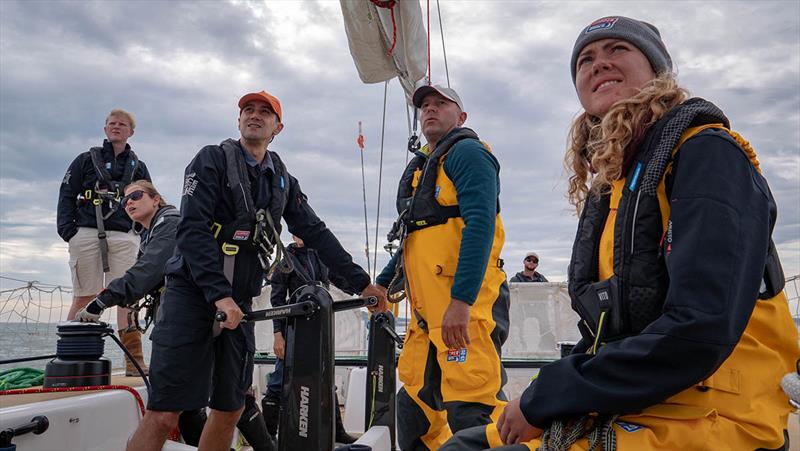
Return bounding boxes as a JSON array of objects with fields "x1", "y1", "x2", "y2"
[{"x1": 340, "y1": 0, "x2": 428, "y2": 100}]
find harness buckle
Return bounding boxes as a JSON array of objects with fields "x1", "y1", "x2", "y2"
[
  {"x1": 211, "y1": 222, "x2": 222, "y2": 239},
  {"x1": 222, "y1": 243, "x2": 239, "y2": 256}
]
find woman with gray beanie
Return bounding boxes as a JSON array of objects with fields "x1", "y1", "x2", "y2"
[{"x1": 441, "y1": 15, "x2": 796, "y2": 451}]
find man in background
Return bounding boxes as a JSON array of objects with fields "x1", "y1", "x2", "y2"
[{"x1": 509, "y1": 252, "x2": 548, "y2": 283}]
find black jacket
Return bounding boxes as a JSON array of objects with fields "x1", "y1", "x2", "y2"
[
  {"x1": 57, "y1": 140, "x2": 151, "y2": 242},
  {"x1": 97, "y1": 205, "x2": 179, "y2": 308},
  {"x1": 165, "y1": 140, "x2": 370, "y2": 307},
  {"x1": 520, "y1": 128, "x2": 777, "y2": 428},
  {"x1": 510, "y1": 271, "x2": 548, "y2": 283}
]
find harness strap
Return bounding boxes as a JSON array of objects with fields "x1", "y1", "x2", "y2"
[
  {"x1": 94, "y1": 199, "x2": 110, "y2": 273},
  {"x1": 88, "y1": 147, "x2": 140, "y2": 272}
]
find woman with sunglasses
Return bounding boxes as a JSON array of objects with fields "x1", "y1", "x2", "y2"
[
  {"x1": 443, "y1": 16, "x2": 797, "y2": 451},
  {"x1": 75, "y1": 180, "x2": 178, "y2": 370}
]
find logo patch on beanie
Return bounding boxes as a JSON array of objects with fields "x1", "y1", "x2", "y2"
[{"x1": 586, "y1": 17, "x2": 618, "y2": 33}]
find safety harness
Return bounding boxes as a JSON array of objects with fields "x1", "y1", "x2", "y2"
[
  {"x1": 548, "y1": 98, "x2": 787, "y2": 451},
  {"x1": 83, "y1": 147, "x2": 139, "y2": 272},
  {"x1": 212, "y1": 139, "x2": 294, "y2": 285},
  {"x1": 124, "y1": 206, "x2": 180, "y2": 334},
  {"x1": 385, "y1": 127, "x2": 499, "y2": 303},
  {"x1": 568, "y1": 98, "x2": 785, "y2": 352}
]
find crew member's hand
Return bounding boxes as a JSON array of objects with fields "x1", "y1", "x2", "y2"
[
  {"x1": 75, "y1": 298, "x2": 106, "y2": 322},
  {"x1": 361, "y1": 283, "x2": 388, "y2": 313},
  {"x1": 441, "y1": 298, "x2": 471, "y2": 349},
  {"x1": 497, "y1": 397, "x2": 543, "y2": 444},
  {"x1": 273, "y1": 331, "x2": 286, "y2": 359},
  {"x1": 215, "y1": 297, "x2": 244, "y2": 330}
]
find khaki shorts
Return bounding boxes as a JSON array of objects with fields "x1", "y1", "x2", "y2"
[{"x1": 68, "y1": 227, "x2": 140, "y2": 297}]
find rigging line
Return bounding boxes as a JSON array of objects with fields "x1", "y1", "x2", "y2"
[
  {"x1": 436, "y1": 0, "x2": 450, "y2": 88},
  {"x1": 404, "y1": 103, "x2": 412, "y2": 166},
  {"x1": 372, "y1": 80, "x2": 390, "y2": 279},
  {"x1": 0, "y1": 275, "x2": 70, "y2": 289},
  {"x1": 358, "y1": 122, "x2": 372, "y2": 277},
  {"x1": 426, "y1": 0, "x2": 431, "y2": 84}
]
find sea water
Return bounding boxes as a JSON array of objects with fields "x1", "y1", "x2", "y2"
[{"x1": 0, "y1": 322, "x2": 153, "y2": 373}]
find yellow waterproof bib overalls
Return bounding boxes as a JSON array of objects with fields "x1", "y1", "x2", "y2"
[{"x1": 398, "y1": 139, "x2": 510, "y2": 450}]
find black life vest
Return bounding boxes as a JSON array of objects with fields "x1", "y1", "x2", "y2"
[
  {"x1": 395, "y1": 127, "x2": 479, "y2": 233},
  {"x1": 215, "y1": 138, "x2": 290, "y2": 253},
  {"x1": 567, "y1": 98, "x2": 784, "y2": 344},
  {"x1": 89, "y1": 146, "x2": 139, "y2": 198}
]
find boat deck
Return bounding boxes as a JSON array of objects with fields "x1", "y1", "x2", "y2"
[{"x1": 0, "y1": 375, "x2": 146, "y2": 408}]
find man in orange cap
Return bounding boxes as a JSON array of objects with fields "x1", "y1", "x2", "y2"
[{"x1": 127, "y1": 91, "x2": 385, "y2": 451}]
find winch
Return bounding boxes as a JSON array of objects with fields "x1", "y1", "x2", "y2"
[{"x1": 43, "y1": 321, "x2": 113, "y2": 388}]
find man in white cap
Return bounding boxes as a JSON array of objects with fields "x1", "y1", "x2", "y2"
[
  {"x1": 509, "y1": 251, "x2": 548, "y2": 283},
  {"x1": 375, "y1": 84, "x2": 510, "y2": 449}
]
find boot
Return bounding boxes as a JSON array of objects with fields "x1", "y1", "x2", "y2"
[
  {"x1": 334, "y1": 392, "x2": 356, "y2": 444},
  {"x1": 261, "y1": 393, "x2": 280, "y2": 438},
  {"x1": 119, "y1": 329, "x2": 148, "y2": 377},
  {"x1": 178, "y1": 408, "x2": 207, "y2": 447},
  {"x1": 238, "y1": 394, "x2": 277, "y2": 451}
]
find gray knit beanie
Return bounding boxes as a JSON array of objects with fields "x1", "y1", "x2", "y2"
[{"x1": 571, "y1": 16, "x2": 673, "y2": 84}]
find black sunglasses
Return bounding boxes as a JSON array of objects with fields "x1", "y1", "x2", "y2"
[
  {"x1": 525, "y1": 257, "x2": 538, "y2": 263},
  {"x1": 122, "y1": 190, "x2": 145, "y2": 207}
]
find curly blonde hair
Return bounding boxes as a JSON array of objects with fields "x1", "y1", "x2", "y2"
[{"x1": 565, "y1": 74, "x2": 689, "y2": 213}]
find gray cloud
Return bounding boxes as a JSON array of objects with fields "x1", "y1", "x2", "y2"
[{"x1": 1, "y1": 0, "x2": 798, "y2": 291}]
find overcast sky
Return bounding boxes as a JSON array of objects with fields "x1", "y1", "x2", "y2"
[{"x1": 1, "y1": 0, "x2": 798, "y2": 292}]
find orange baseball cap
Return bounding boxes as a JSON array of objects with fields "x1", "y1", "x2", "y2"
[{"x1": 238, "y1": 90, "x2": 282, "y2": 122}]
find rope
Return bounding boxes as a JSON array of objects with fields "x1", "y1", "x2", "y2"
[
  {"x1": 358, "y1": 121, "x2": 372, "y2": 276},
  {"x1": 0, "y1": 368, "x2": 44, "y2": 389},
  {"x1": 367, "y1": 372, "x2": 378, "y2": 428},
  {"x1": 0, "y1": 385, "x2": 147, "y2": 417},
  {"x1": 426, "y1": 0, "x2": 431, "y2": 84},
  {"x1": 540, "y1": 414, "x2": 619, "y2": 451},
  {"x1": 436, "y1": 0, "x2": 450, "y2": 88},
  {"x1": 368, "y1": 0, "x2": 397, "y2": 56},
  {"x1": 404, "y1": 103, "x2": 413, "y2": 166},
  {"x1": 371, "y1": 81, "x2": 389, "y2": 279}
]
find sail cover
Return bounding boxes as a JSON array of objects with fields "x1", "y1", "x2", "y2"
[{"x1": 340, "y1": 0, "x2": 428, "y2": 99}]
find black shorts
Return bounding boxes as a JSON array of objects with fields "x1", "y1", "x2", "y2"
[{"x1": 147, "y1": 277, "x2": 254, "y2": 412}]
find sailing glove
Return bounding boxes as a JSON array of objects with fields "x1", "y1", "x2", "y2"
[{"x1": 75, "y1": 298, "x2": 106, "y2": 322}]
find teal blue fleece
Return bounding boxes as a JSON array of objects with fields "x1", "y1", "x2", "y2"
[{"x1": 377, "y1": 138, "x2": 500, "y2": 304}]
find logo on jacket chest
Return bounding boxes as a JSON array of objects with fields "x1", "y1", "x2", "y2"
[{"x1": 233, "y1": 230, "x2": 251, "y2": 241}]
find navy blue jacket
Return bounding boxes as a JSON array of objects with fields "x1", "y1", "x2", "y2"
[
  {"x1": 520, "y1": 129, "x2": 777, "y2": 428},
  {"x1": 57, "y1": 140, "x2": 151, "y2": 241},
  {"x1": 98, "y1": 205, "x2": 179, "y2": 307},
  {"x1": 165, "y1": 140, "x2": 370, "y2": 308}
]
